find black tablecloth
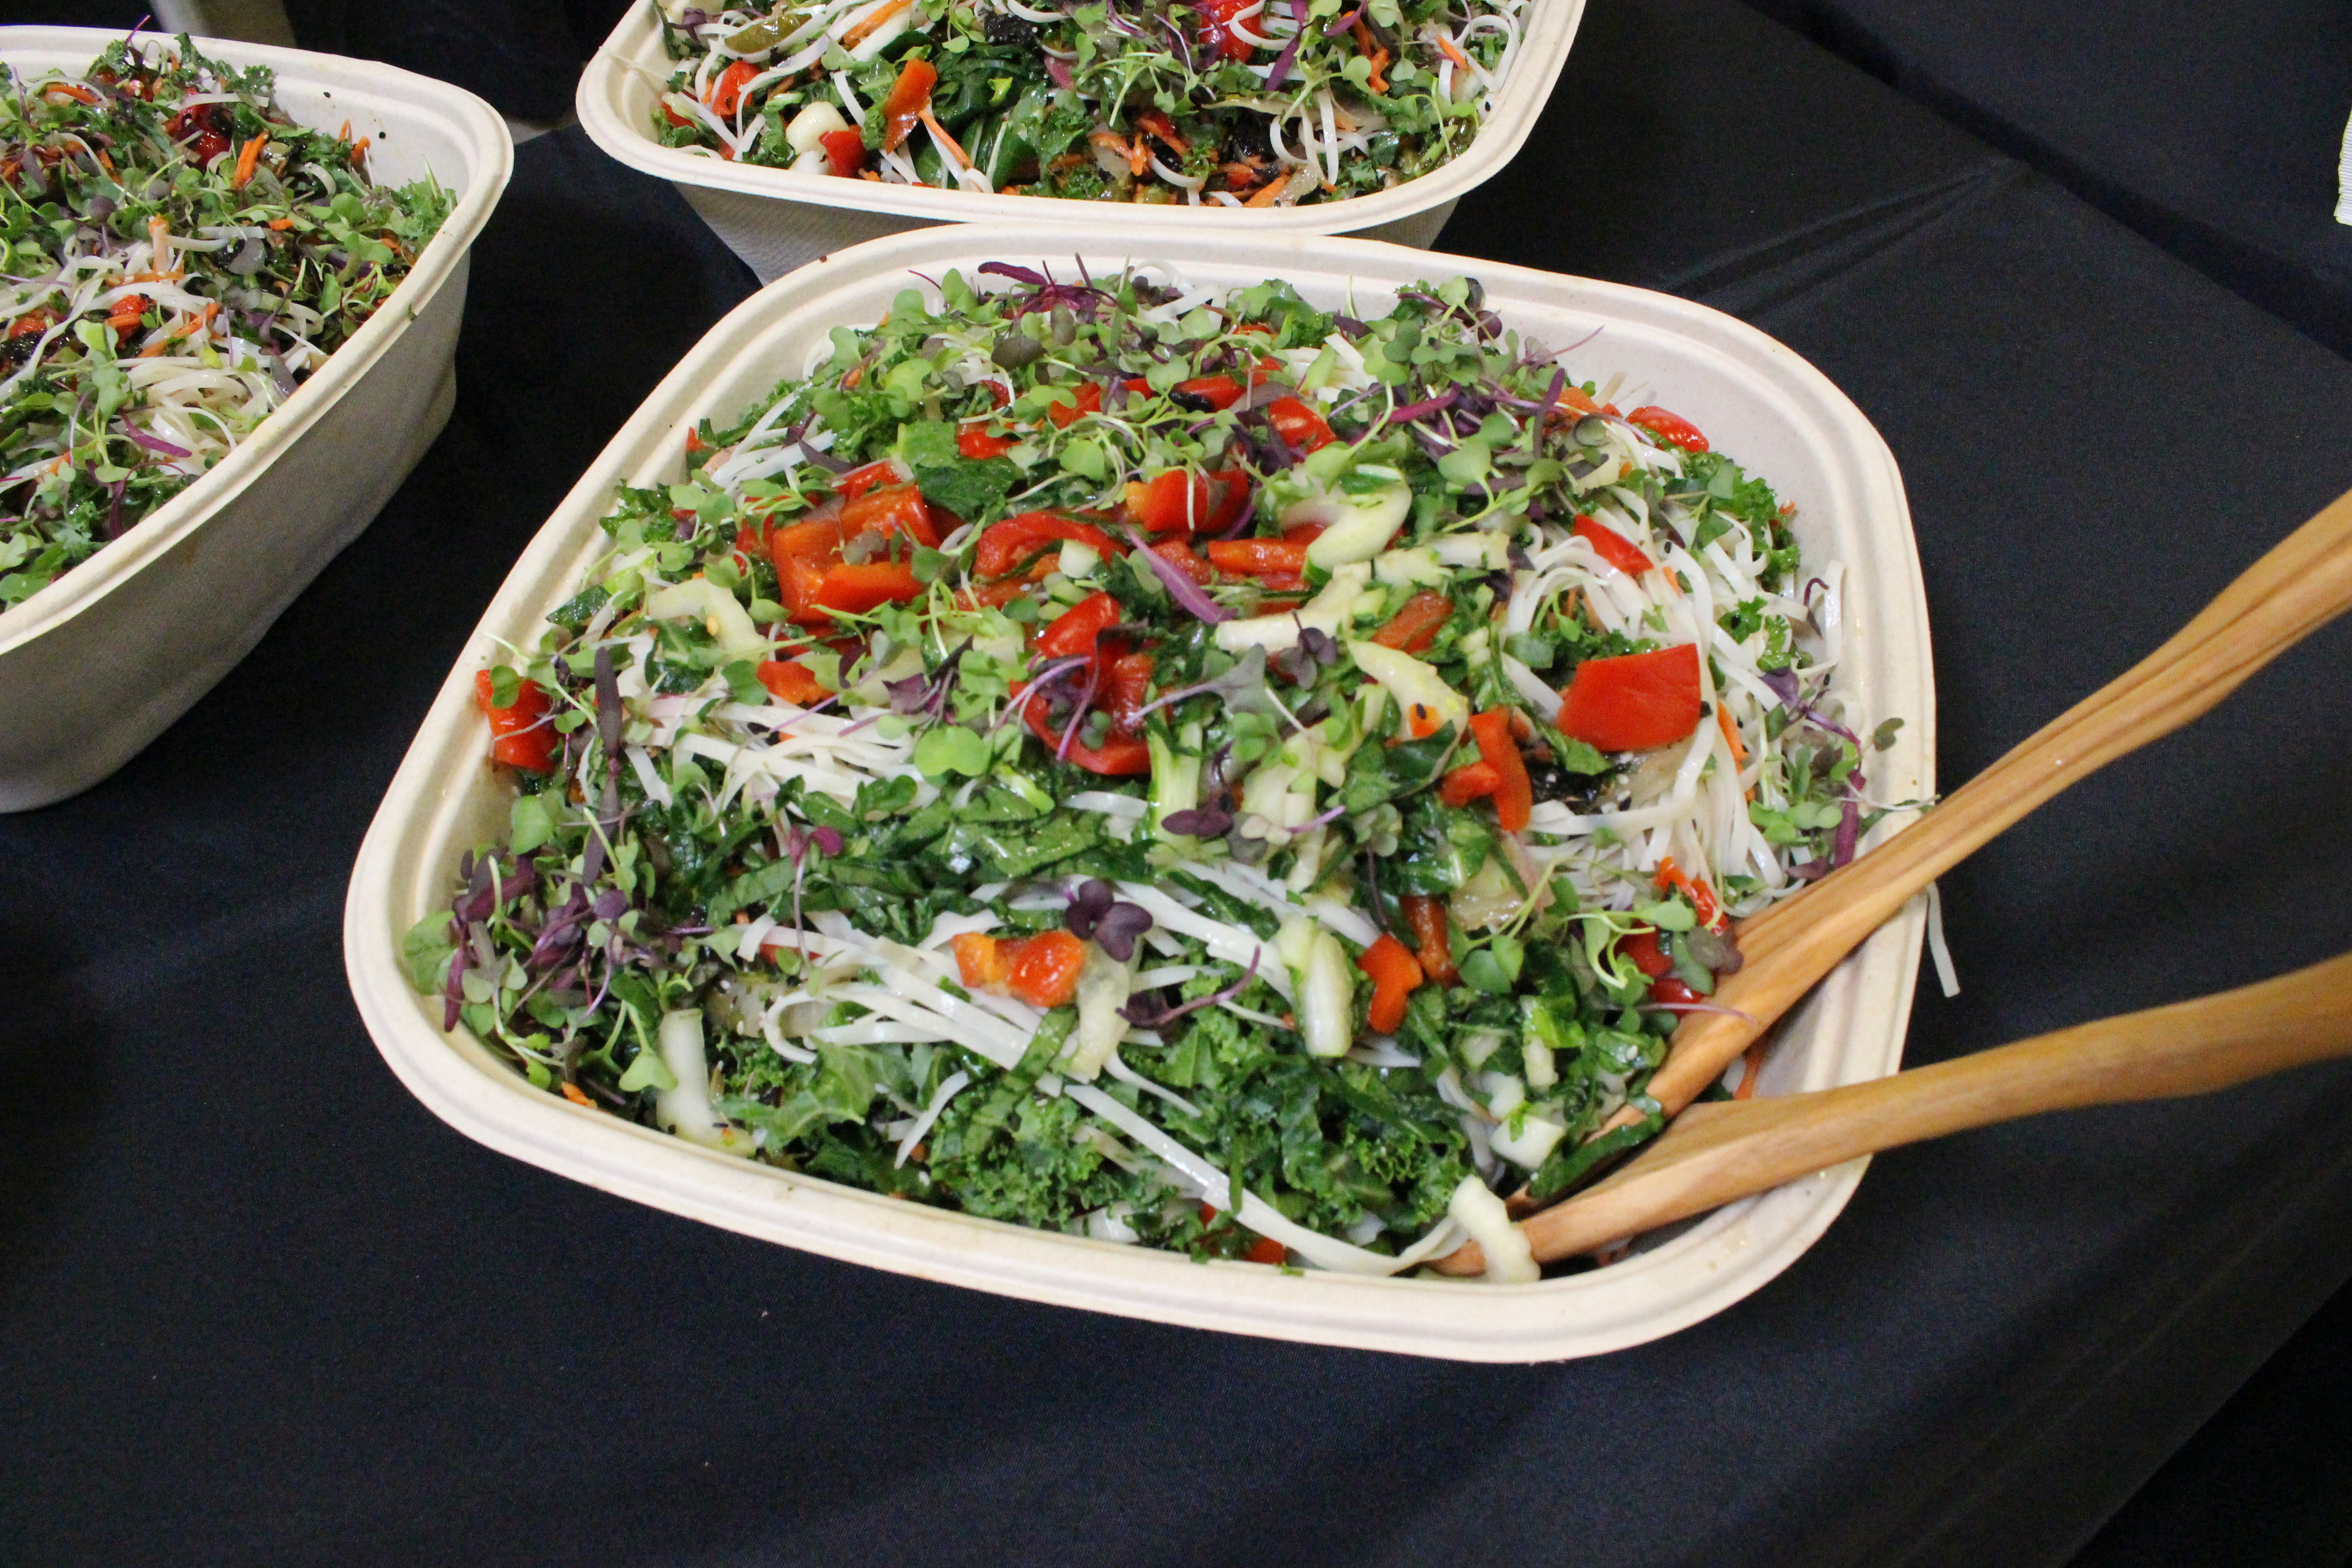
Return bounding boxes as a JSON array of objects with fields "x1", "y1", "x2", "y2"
[
  {"x1": 6, "y1": 2, "x2": 2352, "y2": 1564},
  {"x1": 1739, "y1": 0, "x2": 2352, "y2": 360}
]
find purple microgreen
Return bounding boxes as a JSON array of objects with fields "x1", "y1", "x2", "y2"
[
  {"x1": 1122, "y1": 525, "x2": 1234, "y2": 623},
  {"x1": 1121, "y1": 949, "x2": 1261, "y2": 1027},
  {"x1": 1832, "y1": 798, "x2": 1861, "y2": 868},
  {"x1": 1093, "y1": 901, "x2": 1153, "y2": 962},
  {"x1": 1266, "y1": 0, "x2": 1310, "y2": 88},
  {"x1": 1065, "y1": 877, "x2": 1117, "y2": 940},
  {"x1": 1160, "y1": 805, "x2": 1234, "y2": 838},
  {"x1": 1385, "y1": 387, "x2": 1460, "y2": 426}
]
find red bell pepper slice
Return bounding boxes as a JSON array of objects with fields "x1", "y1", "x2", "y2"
[
  {"x1": 1265, "y1": 395, "x2": 1335, "y2": 453},
  {"x1": 973, "y1": 512, "x2": 1123, "y2": 578},
  {"x1": 879, "y1": 58, "x2": 936, "y2": 153},
  {"x1": 1467, "y1": 708, "x2": 1533, "y2": 833},
  {"x1": 1624, "y1": 405, "x2": 1709, "y2": 452},
  {"x1": 1044, "y1": 381, "x2": 1103, "y2": 429},
  {"x1": 841, "y1": 481, "x2": 941, "y2": 549},
  {"x1": 1399, "y1": 894, "x2": 1457, "y2": 985},
  {"x1": 1557, "y1": 644, "x2": 1703, "y2": 753},
  {"x1": 755, "y1": 659, "x2": 829, "y2": 706},
  {"x1": 708, "y1": 59, "x2": 759, "y2": 118},
  {"x1": 1205, "y1": 537, "x2": 1309, "y2": 576},
  {"x1": 820, "y1": 126, "x2": 866, "y2": 176},
  {"x1": 473, "y1": 670, "x2": 558, "y2": 773},
  {"x1": 1572, "y1": 513, "x2": 1653, "y2": 576},
  {"x1": 1132, "y1": 469, "x2": 1216, "y2": 534},
  {"x1": 958, "y1": 422, "x2": 1017, "y2": 459},
  {"x1": 1370, "y1": 589, "x2": 1453, "y2": 653},
  {"x1": 1356, "y1": 932, "x2": 1425, "y2": 1035},
  {"x1": 1037, "y1": 590, "x2": 1124, "y2": 661}
]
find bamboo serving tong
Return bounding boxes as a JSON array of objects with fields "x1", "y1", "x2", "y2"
[{"x1": 1431, "y1": 485, "x2": 2352, "y2": 1277}]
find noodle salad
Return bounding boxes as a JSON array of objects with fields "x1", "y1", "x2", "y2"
[
  {"x1": 649, "y1": 0, "x2": 1524, "y2": 205},
  {"x1": 0, "y1": 37, "x2": 450, "y2": 610},
  {"x1": 410, "y1": 264, "x2": 1899, "y2": 1280}
]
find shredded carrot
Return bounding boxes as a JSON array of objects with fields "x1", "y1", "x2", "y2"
[
  {"x1": 338, "y1": 119, "x2": 352, "y2": 141},
  {"x1": 138, "y1": 300, "x2": 219, "y2": 358},
  {"x1": 1434, "y1": 29, "x2": 1470, "y2": 67},
  {"x1": 1733, "y1": 1035, "x2": 1769, "y2": 1100},
  {"x1": 1245, "y1": 168, "x2": 1292, "y2": 206},
  {"x1": 918, "y1": 106, "x2": 971, "y2": 169},
  {"x1": 95, "y1": 147, "x2": 116, "y2": 177},
  {"x1": 230, "y1": 136, "x2": 262, "y2": 190},
  {"x1": 266, "y1": 216, "x2": 294, "y2": 230},
  {"x1": 1352, "y1": 20, "x2": 1391, "y2": 91},
  {"x1": 840, "y1": 0, "x2": 913, "y2": 48},
  {"x1": 1715, "y1": 703, "x2": 1749, "y2": 769},
  {"x1": 352, "y1": 135, "x2": 370, "y2": 163},
  {"x1": 559, "y1": 1081, "x2": 596, "y2": 1108}
]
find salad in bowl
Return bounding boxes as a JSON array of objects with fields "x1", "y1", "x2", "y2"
[
  {"x1": 408, "y1": 262, "x2": 1896, "y2": 1281},
  {"x1": 649, "y1": 0, "x2": 1532, "y2": 206}
]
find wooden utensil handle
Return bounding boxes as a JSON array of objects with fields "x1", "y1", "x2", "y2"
[
  {"x1": 1519, "y1": 951, "x2": 2352, "y2": 1263},
  {"x1": 1640, "y1": 485, "x2": 2352, "y2": 1119}
]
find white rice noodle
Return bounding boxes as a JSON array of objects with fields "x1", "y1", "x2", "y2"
[
  {"x1": 892, "y1": 1069, "x2": 971, "y2": 1166},
  {"x1": 1179, "y1": 861, "x2": 1378, "y2": 949},
  {"x1": 1101, "y1": 1049, "x2": 1201, "y2": 1116},
  {"x1": 1112, "y1": 883, "x2": 1294, "y2": 1000}
]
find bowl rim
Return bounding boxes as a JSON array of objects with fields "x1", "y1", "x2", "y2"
[
  {"x1": 344, "y1": 224, "x2": 1936, "y2": 1362},
  {"x1": 574, "y1": 0, "x2": 1586, "y2": 232},
  {"x1": 0, "y1": 25, "x2": 514, "y2": 658}
]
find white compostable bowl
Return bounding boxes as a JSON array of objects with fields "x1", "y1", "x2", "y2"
[
  {"x1": 345, "y1": 226, "x2": 1934, "y2": 1362},
  {"x1": 576, "y1": 0, "x2": 1585, "y2": 282},
  {"x1": 0, "y1": 27, "x2": 510, "y2": 812}
]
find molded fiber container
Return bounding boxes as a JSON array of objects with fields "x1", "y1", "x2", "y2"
[
  {"x1": 345, "y1": 226, "x2": 1934, "y2": 1362},
  {"x1": 576, "y1": 0, "x2": 1586, "y2": 282},
  {"x1": 0, "y1": 27, "x2": 510, "y2": 811}
]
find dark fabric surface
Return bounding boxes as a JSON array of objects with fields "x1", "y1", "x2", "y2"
[
  {"x1": 2070, "y1": 1277, "x2": 2352, "y2": 1568},
  {"x1": 5, "y1": 2, "x2": 2352, "y2": 1565},
  {"x1": 1736, "y1": 0, "x2": 2352, "y2": 361}
]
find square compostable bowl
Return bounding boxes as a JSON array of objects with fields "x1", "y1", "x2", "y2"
[
  {"x1": 0, "y1": 27, "x2": 510, "y2": 812},
  {"x1": 345, "y1": 225, "x2": 1934, "y2": 1362},
  {"x1": 575, "y1": 0, "x2": 1586, "y2": 283}
]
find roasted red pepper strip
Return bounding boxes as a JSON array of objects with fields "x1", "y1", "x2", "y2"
[
  {"x1": 973, "y1": 512, "x2": 1123, "y2": 577},
  {"x1": 1370, "y1": 589, "x2": 1453, "y2": 653},
  {"x1": 1467, "y1": 709, "x2": 1533, "y2": 832},
  {"x1": 835, "y1": 460, "x2": 901, "y2": 501},
  {"x1": 1265, "y1": 395, "x2": 1335, "y2": 453},
  {"x1": 813, "y1": 559, "x2": 923, "y2": 617},
  {"x1": 1044, "y1": 381, "x2": 1103, "y2": 429},
  {"x1": 1619, "y1": 926, "x2": 1673, "y2": 979},
  {"x1": 820, "y1": 126, "x2": 866, "y2": 176},
  {"x1": 1399, "y1": 894, "x2": 1458, "y2": 985},
  {"x1": 1132, "y1": 469, "x2": 1210, "y2": 534},
  {"x1": 1037, "y1": 590, "x2": 1124, "y2": 661},
  {"x1": 958, "y1": 422, "x2": 1017, "y2": 459},
  {"x1": 954, "y1": 931, "x2": 1087, "y2": 1008},
  {"x1": 1150, "y1": 538, "x2": 1216, "y2": 584},
  {"x1": 755, "y1": 659, "x2": 829, "y2": 706},
  {"x1": 708, "y1": 59, "x2": 759, "y2": 118},
  {"x1": 1357, "y1": 932, "x2": 1425, "y2": 1035},
  {"x1": 1172, "y1": 373, "x2": 1246, "y2": 411},
  {"x1": 1624, "y1": 405, "x2": 1709, "y2": 452},
  {"x1": 1571, "y1": 513, "x2": 1653, "y2": 576},
  {"x1": 878, "y1": 58, "x2": 936, "y2": 152},
  {"x1": 473, "y1": 670, "x2": 557, "y2": 773},
  {"x1": 1104, "y1": 651, "x2": 1155, "y2": 733},
  {"x1": 1195, "y1": 0, "x2": 1259, "y2": 59},
  {"x1": 1438, "y1": 760, "x2": 1500, "y2": 808},
  {"x1": 1205, "y1": 537, "x2": 1309, "y2": 576},
  {"x1": 1013, "y1": 686, "x2": 1154, "y2": 774},
  {"x1": 1558, "y1": 644, "x2": 1704, "y2": 752},
  {"x1": 840, "y1": 481, "x2": 941, "y2": 549}
]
